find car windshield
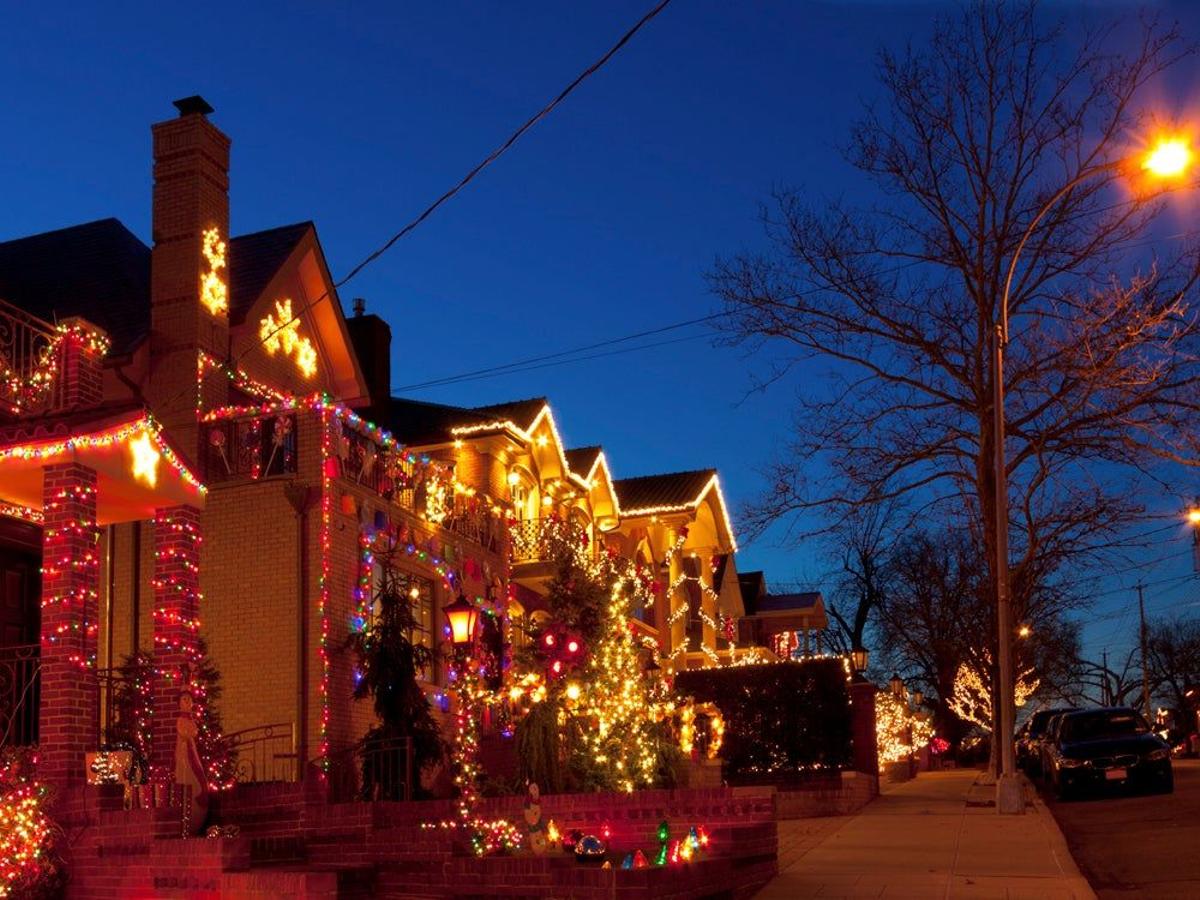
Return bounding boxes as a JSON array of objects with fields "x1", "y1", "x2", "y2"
[
  {"x1": 1061, "y1": 711, "x2": 1149, "y2": 742},
  {"x1": 1029, "y1": 711, "x2": 1056, "y2": 737}
]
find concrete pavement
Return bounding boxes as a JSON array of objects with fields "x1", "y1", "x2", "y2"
[{"x1": 756, "y1": 769, "x2": 1095, "y2": 899}]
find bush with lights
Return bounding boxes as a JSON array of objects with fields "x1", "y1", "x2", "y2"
[
  {"x1": 105, "y1": 637, "x2": 236, "y2": 790},
  {"x1": 0, "y1": 748, "x2": 64, "y2": 899}
]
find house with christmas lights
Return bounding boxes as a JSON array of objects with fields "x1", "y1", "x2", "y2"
[{"x1": 0, "y1": 96, "x2": 764, "y2": 800}]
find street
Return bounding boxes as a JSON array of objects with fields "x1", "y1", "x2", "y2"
[{"x1": 1043, "y1": 759, "x2": 1200, "y2": 898}]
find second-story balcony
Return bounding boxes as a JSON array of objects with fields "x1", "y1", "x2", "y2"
[
  {"x1": 203, "y1": 412, "x2": 298, "y2": 483},
  {"x1": 509, "y1": 516, "x2": 587, "y2": 588}
]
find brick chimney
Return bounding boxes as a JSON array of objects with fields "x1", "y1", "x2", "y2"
[
  {"x1": 147, "y1": 96, "x2": 231, "y2": 449},
  {"x1": 345, "y1": 298, "x2": 392, "y2": 421}
]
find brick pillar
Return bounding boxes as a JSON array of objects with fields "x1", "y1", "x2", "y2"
[
  {"x1": 150, "y1": 505, "x2": 204, "y2": 784},
  {"x1": 849, "y1": 680, "x2": 879, "y2": 777},
  {"x1": 38, "y1": 463, "x2": 100, "y2": 790},
  {"x1": 54, "y1": 317, "x2": 107, "y2": 409}
]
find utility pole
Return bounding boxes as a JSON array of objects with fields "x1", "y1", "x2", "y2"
[
  {"x1": 1138, "y1": 583, "x2": 1151, "y2": 719},
  {"x1": 1101, "y1": 649, "x2": 1110, "y2": 706}
]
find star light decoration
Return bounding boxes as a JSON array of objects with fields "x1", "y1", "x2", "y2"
[
  {"x1": 259, "y1": 299, "x2": 318, "y2": 378},
  {"x1": 129, "y1": 431, "x2": 161, "y2": 487}
]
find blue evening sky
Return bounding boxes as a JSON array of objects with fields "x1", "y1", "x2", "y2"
[{"x1": 4, "y1": 0, "x2": 1200, "y2": 662}]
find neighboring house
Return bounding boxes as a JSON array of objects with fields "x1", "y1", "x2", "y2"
[
  {"x1": 0, "y1": 98, "x2": 774, "y2": 812},
  {"x1": 736, "y1": 571, "x2": 829, "y2": 659}
]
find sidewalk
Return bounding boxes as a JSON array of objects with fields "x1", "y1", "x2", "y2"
[{"x1": 755, "y1": 769, "x2": 1095, "y2": 899}]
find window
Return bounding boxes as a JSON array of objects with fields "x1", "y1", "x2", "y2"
[{"x1": 372, "y1": 564, "x2": 435, "y2": 679}]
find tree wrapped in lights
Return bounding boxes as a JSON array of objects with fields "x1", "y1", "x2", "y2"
[
  {"x1": 875, "y1": 691, "x2": 934, "y2": 767},
  {"x1": 0, "y1": 749, "x2": 64, "y2": 899},
  {"x1": 948, "y1": 656, "x2": 1038, "y2": 732},
  {"x1": 513, "y1": 517, "x2": 669, "y2": 792}
]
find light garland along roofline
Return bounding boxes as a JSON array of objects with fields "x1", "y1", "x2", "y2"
[
  {"x1": 618, "y1": 473, "x2": 738, "y2": 552},
  {"x1": 450, "y1": 404, "x2": 592, "y2": 492},
  {"x1": 0, "y1": 414, "x2": 206, "y2": 496}
]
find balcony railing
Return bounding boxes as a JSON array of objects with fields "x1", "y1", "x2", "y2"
[
  {"x1": 509, "y1": 517, "x2": 585, "y2": 565},
  {"x1": 0, "y1": 643, "x2": 39, "y2": 748},
  {"x1": 203, "y1": 413, "x2": 298, "y2": 483},
  {"x1": 0, "y1": 299, "x2": 63, "y2": 415},
  {"x1": 337, "y1": 423, "x2": 505, "y2": 553}
]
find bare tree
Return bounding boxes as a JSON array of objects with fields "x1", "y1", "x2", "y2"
[
  {"x1": 823, "y1": 501, "x2": 896, "y2": 654},
  {"x1": 1069, "y1": 647, "x2": 1143, "y2": 707},
  {"x1": 1147, "y1": 616, "x2": 1200, "y2": 713},
  {"x1": 713, "y1": 3, "x2": 1200, "y2": 693}
]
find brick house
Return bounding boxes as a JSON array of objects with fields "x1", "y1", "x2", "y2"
[{"x1": 0, "y1": 97, "x2": 781, "y2": 804}]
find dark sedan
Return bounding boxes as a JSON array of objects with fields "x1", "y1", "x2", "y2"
[
  {"x1": 1045, "y1": 707, "x2": 1173, "y2": 800},
  {"x1": 1017, "y1": 707, "x2": 1074, "y2": 775}
]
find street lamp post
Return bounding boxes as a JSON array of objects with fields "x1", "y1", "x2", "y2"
[{"x1": 991, "y1": 136, "x2": 1193, "y2": 814}]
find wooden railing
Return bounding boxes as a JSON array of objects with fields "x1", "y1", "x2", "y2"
[{"x1": 0, "y1": 643, "x2": 39, "y2": 748}]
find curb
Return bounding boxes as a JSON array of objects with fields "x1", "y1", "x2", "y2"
[{"x1": 1024, "y1": 776, "x2": 1098, "y2": 900}]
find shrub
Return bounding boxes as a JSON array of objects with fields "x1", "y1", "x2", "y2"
[{"x1": 674, "y1": 659, "x2": 852, "y2": 781}]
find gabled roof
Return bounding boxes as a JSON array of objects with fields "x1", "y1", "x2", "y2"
[
  {"x1": 228, "y1": 222, "x2": 312, "y2": 324},
  {"x1": 613, "y1": 469, "x2": 718, "y2": 513},
  {"x1": 564, "y1": 446, "x2": 603, "y2": 479},
  {"x1": 0, "y1": 218, "x2": 150, "y2": 353},
  {"x1": 0, "y1": 217, "x2": 319, "y2": 354},
  {"x1": 467, "y1": 397, "x2": 550, "y2": 433}
]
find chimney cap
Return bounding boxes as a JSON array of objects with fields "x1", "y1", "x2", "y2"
[{"x1": 173, "y1": 95, "x2": 215, "y2": 117}]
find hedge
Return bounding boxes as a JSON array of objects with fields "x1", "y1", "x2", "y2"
[{"x1": 674, "y1": 659, "x2": 852, "y2": 781}]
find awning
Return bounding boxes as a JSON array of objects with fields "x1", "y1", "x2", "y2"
[{"x1": 0, "y1": 405, "x2": 205, "y2": 524}]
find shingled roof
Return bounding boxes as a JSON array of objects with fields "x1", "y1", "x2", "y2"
[
  {"x1": 0, "y1": 218, "x2": 151, "y2": 353},
  {"x1": 757, "y1": 591, "x2": 822, "y2": 613},
  {"x1": 564, "y1": 446, "x2": 602, "y2": 478},
  {"x1": 612, "y1": 468, "x2": 717, "y2": 513},
  {"x1": 228, "y1": 222, "x2": 312, "y2": 323},
  {"x1": 468, "y1": 397, "x2": 548, "y2": 432},
  {"x1": 0, "y1": 218, "x2": 315, "y2": 354}
]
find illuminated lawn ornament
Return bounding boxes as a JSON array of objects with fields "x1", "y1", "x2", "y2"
[
  {"x1": 200, "y1": 228, "x2": 228, "y2": 315},
  {"x1": 259, "y1": 299, "x2": 317, "y2": 377}
]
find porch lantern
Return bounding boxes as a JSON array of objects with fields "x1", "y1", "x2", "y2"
[
  {"x1": 443, "y1": 594, "x2": 479, "y2": 647},
  {"x1": 912, "y1": 688, "x2": 924, "y2": 707},
  {"x1": 889, "y1": 673, "x2": 904, "y2": 699},
  {"x1": 850, "y1": 646, "x2": 869, "y2": 673}
]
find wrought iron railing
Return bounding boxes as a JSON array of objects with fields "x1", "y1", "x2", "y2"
[
  {"x1": 509, "y1": 517, "x2": 584, "y2": 565},
  {"x1": 322, "y1": 735, "x2": 414, "y2": 802},
  {"x1": 226, "y1": 722, "x2": 298, "y2": 784},
  {"x1": 0, "y1": 299, "x2": 63, "y2": 416},
  {"x1": 0, "y1": 643, "x2": 39, "y2": 748},
  {"x1": 203, "y1": 413, "x2": 298, "y2": 482},
  {"x1": 337, "y1": 424, "x2": 505, "y2": 552}
]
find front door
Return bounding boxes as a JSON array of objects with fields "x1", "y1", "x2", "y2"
[{"x1": 0, "y1": 544, "x2": 38, "y2": 647}]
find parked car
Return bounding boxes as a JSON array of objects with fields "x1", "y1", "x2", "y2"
[
  {"x1": 1044, "y1": 707, "x2": 1173, "y2": 800},
  {"x1": 1037, "y1": 711, "x2": 1073, "y2": 779},
  {"x1": 1017, "y1": 707, "x2": 1074, "y2": 775}
]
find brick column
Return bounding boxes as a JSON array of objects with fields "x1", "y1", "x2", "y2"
[
  {"x1": 150, "y1": 505, "x2": 204, "y2": 784},
  {"x1": 38, "y1": 463, "x2": 100, "y2": 790},
  {"x1": 55, "y1": 318, "x2": 107, "y2": 409},
  {"x1": 849, "y1": 680, "x2": 879, "y2": 777}
]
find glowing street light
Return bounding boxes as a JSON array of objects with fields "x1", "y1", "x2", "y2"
[
  {"x1": 990, "y1": 128, "x2": 1197, "y2": 815},
  {"x1": 1017, "y1": 624, "x2": 1032, "y2": 639},
  {"x1": 1143, "y1": 137, "x2": 1193, "y2": 178}
]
